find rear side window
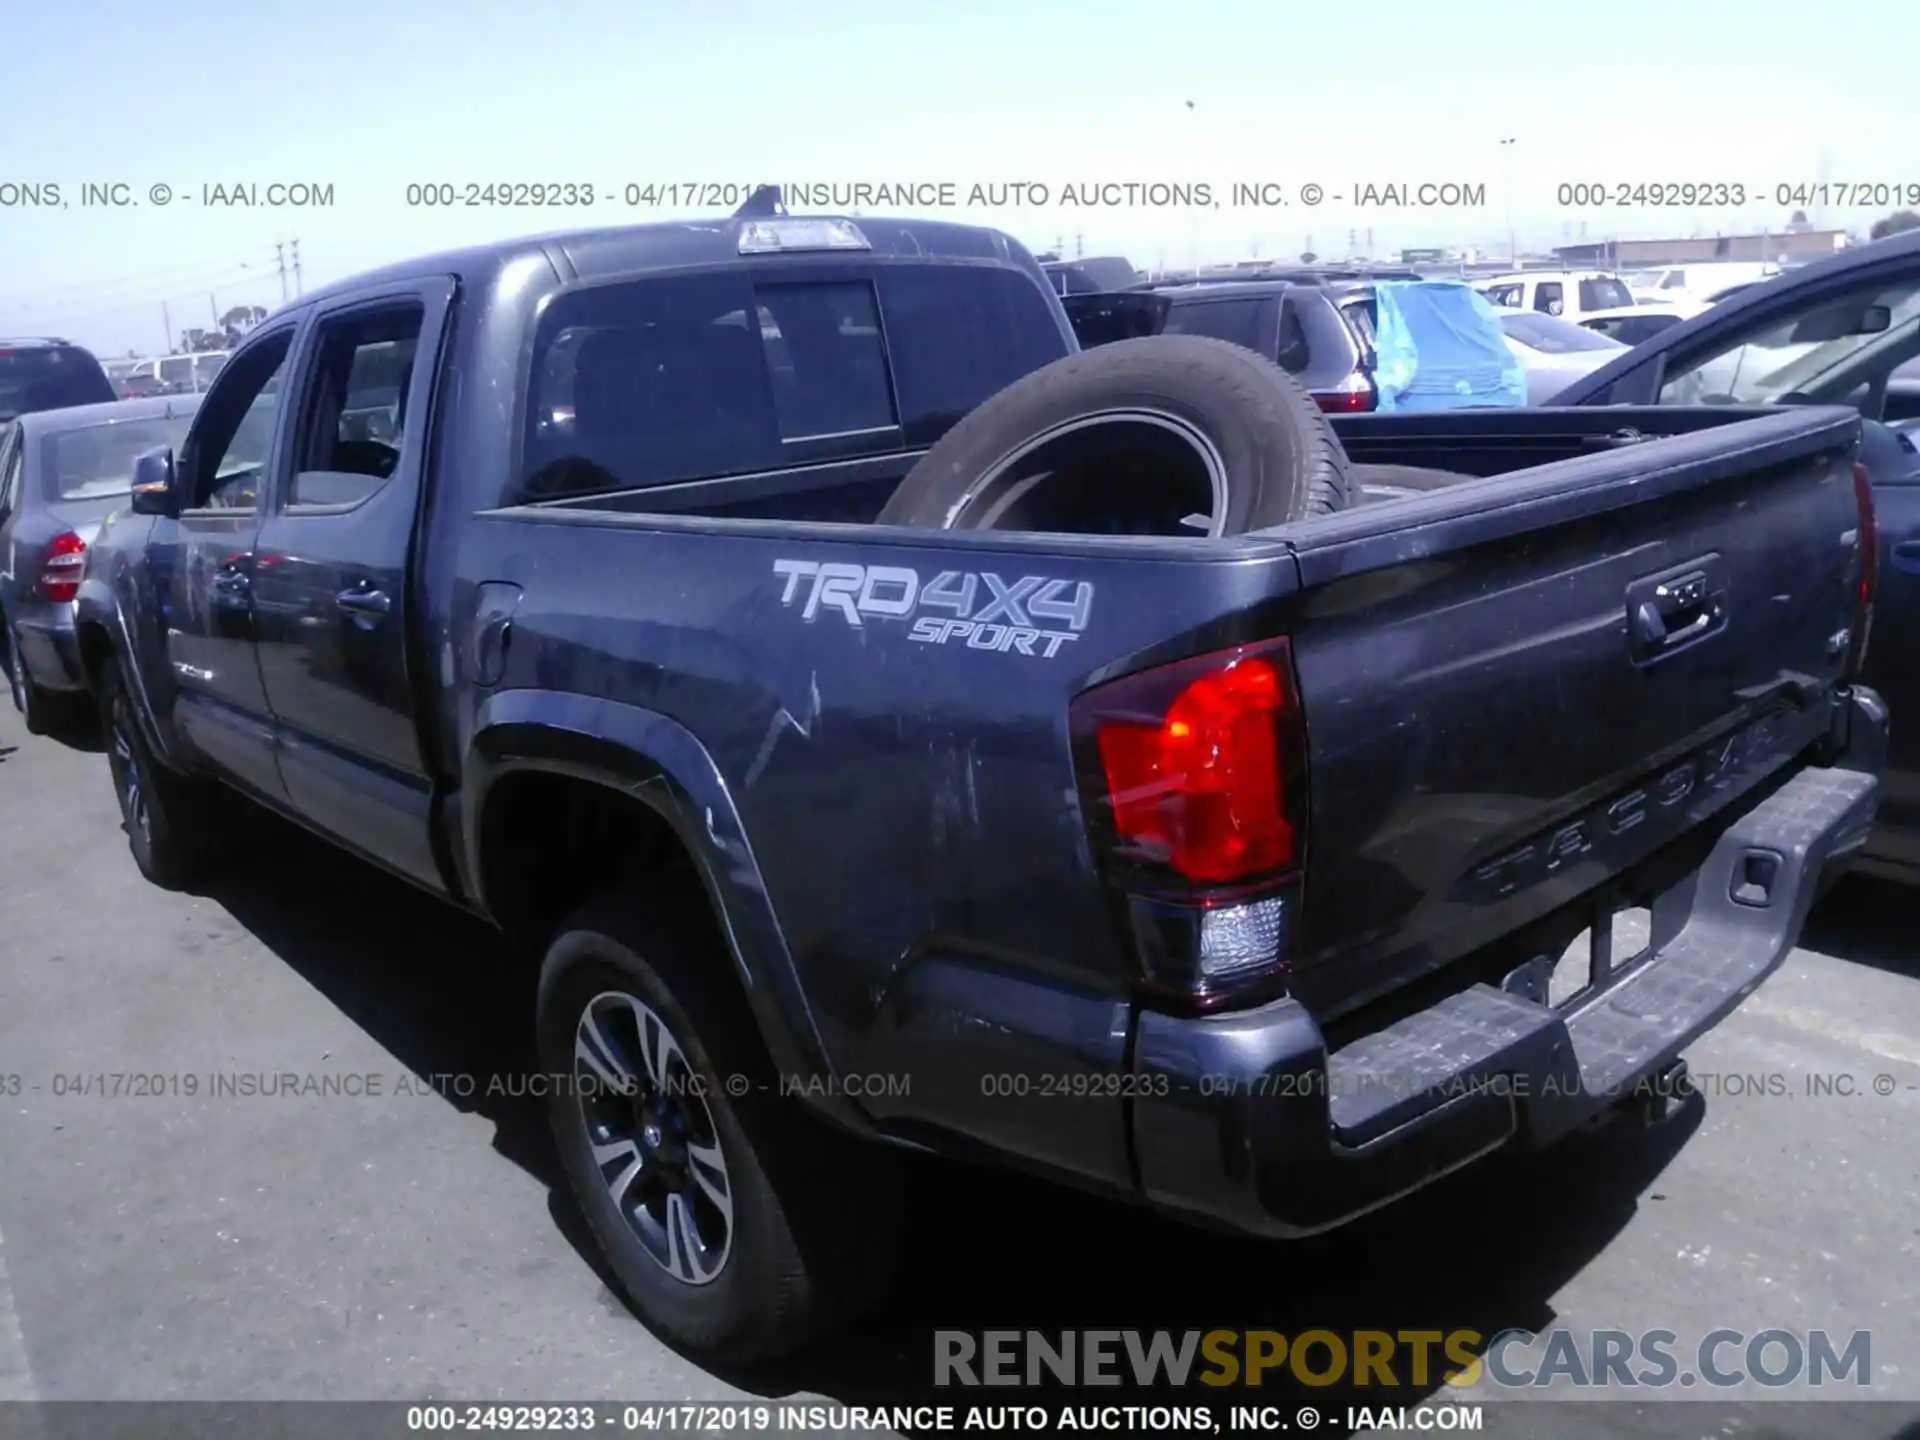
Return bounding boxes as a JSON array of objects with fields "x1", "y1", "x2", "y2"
[
  {"x1": 1579, "y1": 277, "x2": 1634, "y2": 311},
  {"x1": 0, "y1": 345, "x2": 116, "y2": 421},
  {"x1": 1273, "y1": 302, "x2": 1310, "y2": 372},
  {"x1": 525, "y1": 272, "x2": 784, "y2": 499},
  {"x1": 1533, "y1": 282, "x2": 1565, "y2": 315},
  {"x1": 1162, "y1": 298, "x2": 1267, "y2": 355},
  {"x1": 1341, "y1": 300, "x2": 1378, "y2": 359}
]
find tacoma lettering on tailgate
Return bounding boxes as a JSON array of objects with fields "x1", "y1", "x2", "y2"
[
  {"x1": 771, "y1": 560, "x2": 1093, "y2": 658},
  {"x1": 1458, "y1": 704, "x2": 1799, "y2": 904}
]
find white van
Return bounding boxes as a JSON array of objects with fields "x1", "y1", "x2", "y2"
[
  {"x1": 1629, "y1": 262, "x2": 1780, "y2": 306},
  {"x1": 113, "y1": 350, "x2": 229, "y2": 397},
  {"x1": 1476, "y1": 271, "x2": 1638, "y2": 324}
]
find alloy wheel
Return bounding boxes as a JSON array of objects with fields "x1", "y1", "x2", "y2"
[
  {"x1": 7, "y1": 639, "x2": 26, "y2": 717},
  {"x1": 573, "y1": 991, "x2": 734, "y2": 1286},
  {"x1": 108, "y1": 700, "x2": 150, "y2": 845}
]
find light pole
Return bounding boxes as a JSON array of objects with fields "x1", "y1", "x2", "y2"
[
  {"x1": 1185, "y1": 99, "x2": 1200, "y2": 275},
  {"x1": 1500, "y1": 137, "x2": 1518, "y2": 265}
]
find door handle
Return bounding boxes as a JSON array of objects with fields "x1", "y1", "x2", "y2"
[
  {"x1": 1626, "y1": 557, "x2": 1728, "y2": 664},
  {"x1": 336, "y1": 587, "x2": 391, "y2": 627},
  {"x1": 1892, "y1": 540, "x2": 1920, "y2": 574}
]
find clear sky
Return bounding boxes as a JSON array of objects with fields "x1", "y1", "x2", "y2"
[{"x1": 3, "y1": 0, "x2": 1909, "y2": 356}]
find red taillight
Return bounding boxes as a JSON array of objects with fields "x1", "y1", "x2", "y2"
[
  {"x1": 1845, "y1": 460, "x2": 1877, "y2": 679},
  {"x1": 1094, "y1": 660, "x2": 1293, "y2": 884},
  {"x1": 1073, "y1": 639, "x2": 1308, "y2": 1009},
  {"x1": 37, "y1": 531, "x2": 87, "y2": 603},
  {"x1": 1312, "y1": 372, "x2": 1376, "y2": 413}
]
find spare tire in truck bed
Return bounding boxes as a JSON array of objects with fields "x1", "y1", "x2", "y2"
[{"x1": 875, "y1": 335, "x2": 1353, "y2": 536}]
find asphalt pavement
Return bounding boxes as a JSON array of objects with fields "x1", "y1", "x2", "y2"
[{"x1": 2, "y1": 699, "x2": 1918, "y2": 1437}]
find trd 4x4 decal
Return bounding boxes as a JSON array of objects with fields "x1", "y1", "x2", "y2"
[{"x1": 772, "y1": 560, "x2": 1093, "y2": 658}]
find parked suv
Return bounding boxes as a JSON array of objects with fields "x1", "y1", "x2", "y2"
[
  {"x1": 0, "y1": 338, "x2": 117, "y2": 422},
  {"x1": 1073, "y1": 275, "x2": 1390, "y2": 412}
]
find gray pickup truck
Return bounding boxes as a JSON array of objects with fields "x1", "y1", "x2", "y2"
[{"x1": 74, "y1": 205, "x2": 1885, "y2": 1363}]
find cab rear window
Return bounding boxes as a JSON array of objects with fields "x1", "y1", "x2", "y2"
[{"x1": 520, "y1": 264, "x2": 1066, "y2": 499}]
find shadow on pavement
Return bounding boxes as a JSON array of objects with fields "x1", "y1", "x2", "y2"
[
  {"x1": 202, "y1": 812, "x2": 1727, "y2": 1436},
  {"x1": 1801, "y1": 871, "x2": 1919, "y2": 980}
]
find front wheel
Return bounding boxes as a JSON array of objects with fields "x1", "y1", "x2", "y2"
[
  {"x1": 537, "y1": 889, "x2": 900, "y2": 1362},
  {"x1": 99, "y1": 657, "x2": 223, "y2": 889}
]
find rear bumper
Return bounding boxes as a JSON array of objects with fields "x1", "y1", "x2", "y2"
[
  {"x1": 12, "y1": 603, "x2": 86, "y2": 692},
  {"x1": 1130, "y1": 688, "x2": 1885, "y2": 1239}
]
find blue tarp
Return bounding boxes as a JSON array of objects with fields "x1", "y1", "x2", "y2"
[{"x1": 1371, "y1": 280, "x2": 1527, "y2": 411}]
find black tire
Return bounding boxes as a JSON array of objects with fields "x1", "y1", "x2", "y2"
[
  {"x1": 98, "y1": 656, "x2": 223, "y2": 889},
  {"x1": 537, "y1": 886, "x2": 901, "y2": 1363},
  {"x1": 876, "y1": 334, "x2": 1352, "y2": 537},
  {"x1": 6, "y1": 621, "x2": 84, "y2": 737}
]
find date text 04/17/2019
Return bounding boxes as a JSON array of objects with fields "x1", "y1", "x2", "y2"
[{"x1": 1554, "y1": 180, "x2": 1920, "y2": 209}]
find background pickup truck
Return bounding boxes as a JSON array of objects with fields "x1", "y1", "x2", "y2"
[{"x1": 75, "y1": 208, "x2": 1884, "y2": 1365}]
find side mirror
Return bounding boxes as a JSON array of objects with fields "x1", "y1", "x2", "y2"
[
  {"x1": 130, "y1": 447, "x2": 181, "y2": 516},
  {"x1": 1855, "y1": 305, "x2": 1893, "y2": 335}
]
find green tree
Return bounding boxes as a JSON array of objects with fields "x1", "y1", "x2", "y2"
[{"x1": 1870, "y1": 209, "x2": 1920, "y2": 241}]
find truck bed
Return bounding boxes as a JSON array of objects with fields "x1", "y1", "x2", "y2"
[{"x1": 465, "y1": 401, "x2": 1869, "y2": 1189}]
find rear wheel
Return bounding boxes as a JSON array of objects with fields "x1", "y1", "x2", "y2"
[
  {"x1": 99, "y1": 657, "x2": 224, "y2": 889},
  {"x1": 537, "y1": 887, "x2": 900, "y2": 1362},
  {"x1": 6, "y1": 623, "x2": 80, "y2": 737}
]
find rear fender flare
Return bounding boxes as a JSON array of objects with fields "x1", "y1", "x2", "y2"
[{"x1": 465, "y1": 690, "x2": 849, "y2": 1124}]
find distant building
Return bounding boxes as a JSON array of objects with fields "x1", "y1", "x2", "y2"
[{"x1": 1552, "y1": 229, "x2": 1850, "y2": 269}]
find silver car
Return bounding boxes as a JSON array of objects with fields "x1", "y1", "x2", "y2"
[
  {"x1": 0, "y1": 394, "x2": 201, "y2": 733},
  {"x1": 1496, "y1": 310, "x2": 1629, "y2": 404}
]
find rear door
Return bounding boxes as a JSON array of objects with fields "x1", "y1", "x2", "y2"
[{"x1": 250, "y1": 277, "x2": 453, "y2": 891}]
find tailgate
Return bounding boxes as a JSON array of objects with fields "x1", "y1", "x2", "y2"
[{"x1": 1282, "y1": 406, "x2": 1865, "y2": 1020}]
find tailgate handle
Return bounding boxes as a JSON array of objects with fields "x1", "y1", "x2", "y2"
[{"x1": 1626, "y1": 557, "x2": 1728, "y2": 664}]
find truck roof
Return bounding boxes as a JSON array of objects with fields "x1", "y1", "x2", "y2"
[{"x1": 291, "y1": 212, "x2": 1037, "y2": 316}]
